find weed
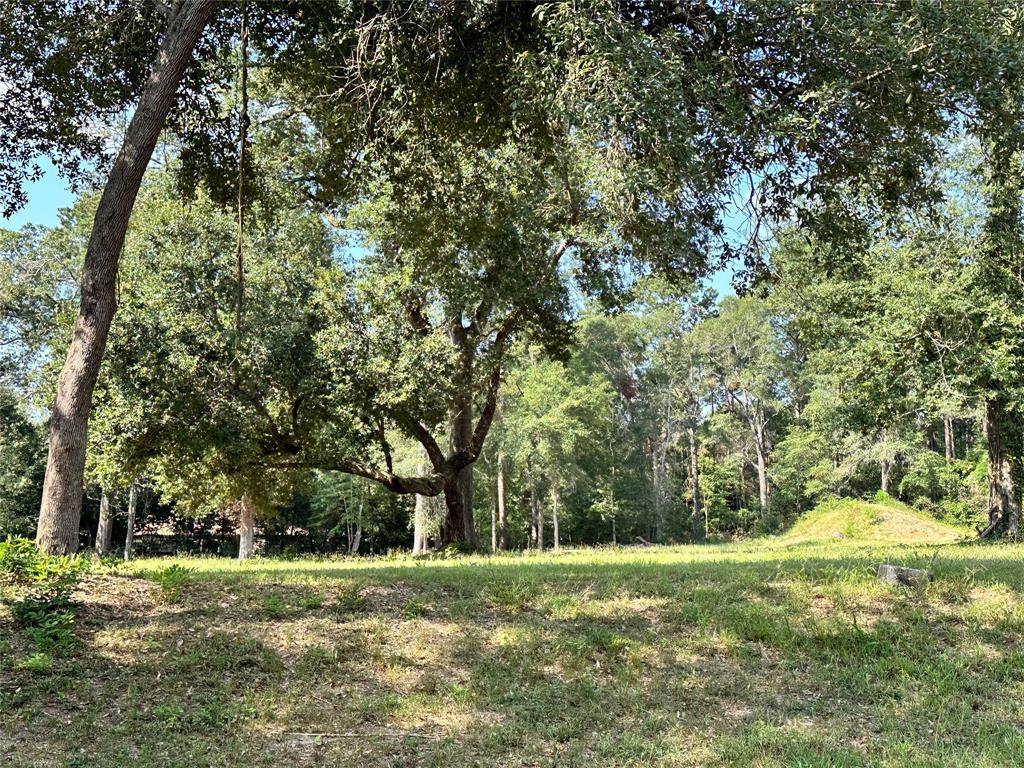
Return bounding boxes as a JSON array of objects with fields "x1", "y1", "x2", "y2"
[
  {"x1": 149, "y1": 564, "x2": 194, "y2": 603},
  {"x1": 402, "y1": 596, "x2": 430, "y2": 618},
  {"x1": 331, "y1": 584, "x2": 366, "y2": 615}
]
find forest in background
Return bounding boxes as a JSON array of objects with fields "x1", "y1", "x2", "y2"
[
  {"x1": 0, "y1": 141, "x2": 1007, "y2": 555},
  {"x1": 2, "y1": 1, "x2": 1024, "y2": 557}
]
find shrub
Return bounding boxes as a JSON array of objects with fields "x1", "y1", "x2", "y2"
[
  {"x1": 149, "y1": 564, "x2": 195, "y2": 603},
  {"x1": 0, "y1": 536, "x2": 89, "y2": 654}
]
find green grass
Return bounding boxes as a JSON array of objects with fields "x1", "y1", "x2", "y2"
[
  {"x1": 779, "y1": 497, "x2": 969, "y2": 545},
  {"x1": 3, "y1": 506, "x2": 1024, "y2": 766}
]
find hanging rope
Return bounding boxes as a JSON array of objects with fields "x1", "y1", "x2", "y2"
[{"x1": 234, "y1": 0, "x2": 249, "y2": 355}]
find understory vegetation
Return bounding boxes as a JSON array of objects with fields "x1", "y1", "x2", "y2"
[{"x1": 3, "y1": 502, "x2": 1024, "y2": 767}]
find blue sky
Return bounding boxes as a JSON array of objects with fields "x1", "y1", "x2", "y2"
[
  {"x1": 2, "y1": 159, "x2": 739, "y2": 296},
  {"x1": 0, "y1": 159, "x2": 76, "y2": 230}
]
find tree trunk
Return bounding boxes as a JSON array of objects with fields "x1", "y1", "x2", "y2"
[
  {"x1": 36, "y1": 1, "x2": 217, "y2": 555},
  {"x1": 490, "y1": 499, "x2": 497, "y2": 553},
  {"x1": 412, "y1": 492, "x2": 428, "y2": 555},
  {"x1": 349, "y1": 500, "x2": 363, "y2": 555},
  {"x1": 528, "y1": 483, "x2": 544, "y2": 548},
  {"x1": 880, "y1": 458, "x2": 891, "y2": 495},
  {"x1": 496, "y1": 450, "x2": 508, "y2": 551},
  {"x1": 442, "y1": 392, "x2": 477, "y2": 547},
  {"x1": 551, "y1": 488, "x2": 560, "y2": 552},
  {"x1": 94, "y1": 489, "x2": 113, "y2": 558},
  {"x1": 238, "y1": 495, "x2": 255, "y2": 560},
  {"x1": 412, "y1": 460, "x2": 429, "y2": 555},
  {"x1": 123, "y1": 482, "x2": 138, "y2": 562},
  {"x1": 944, "y1": 414, "x2": 955, "y2": 461},
  {"x1": 984, "y1": 398, "x2": 1022, "y2": 537},
  {"x1": 754, "y1": 432, "x2": 770, "y2": 514},
  {"x1": 688, "y1": 424, "x2": 704, "y2": 541}
]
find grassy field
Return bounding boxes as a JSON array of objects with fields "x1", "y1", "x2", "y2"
[{"x1": 3, "y1": 501, "x2": 1024, "y2": 767}]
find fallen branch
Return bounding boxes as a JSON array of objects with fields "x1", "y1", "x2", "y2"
[{"x1": 270, "y1": 730, "x2": 442, "y2": 741}]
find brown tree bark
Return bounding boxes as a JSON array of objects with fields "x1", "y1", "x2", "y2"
[
  {"x1": 94, "y1": 489, "x2": 113, "y2": 558},
  {"x1": 984, "y1": 398, "x2": 1021, "y2": 537},
  {"x1": 238, "y1": 495, "x2": 256, "y2": 560},
  {"x1": 943, "y1": 415, "x2": 955, "y2": 461},
  {"x1": 448, "y1": 399, "x2": 477, "y2": 546},
  {"x1": 36, "y1": 1, "x2": 217, "y2": 555}
]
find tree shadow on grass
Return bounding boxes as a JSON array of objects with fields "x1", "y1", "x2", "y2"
[{"x1": 4, "y1": 544, "x2": 1024, "y2": 767}]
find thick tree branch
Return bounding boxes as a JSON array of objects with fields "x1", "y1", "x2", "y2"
[{"x1": 266, "y1": 457, "x2": 446, "y2": 496}]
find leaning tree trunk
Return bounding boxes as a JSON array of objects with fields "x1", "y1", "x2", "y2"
[
  {"x1": 984, "y1": 398, "x2": 1022, "y2": 537},
  {"x1": 94, "y1": 489, "x2": 113, "y2": 558},
  {"x1": 238, "y1": 495, "x2": 256, "y2": 561},
  {"x1": 688, "y1": 424, "x2": 704, "y2": 541},
  {"x1": 123, "y1": 482, "x2": 138, "y2": 562},
  {"x1": 496, "y1": 450, "x2": 508, "y2": 551},
  {"x1": 36, "y1": 1, "x2": 217, "y2": 555}
]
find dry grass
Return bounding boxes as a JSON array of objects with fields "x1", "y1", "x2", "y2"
[{"x1": 3, "y1": 524, "x2": 1024, "y2": 767}]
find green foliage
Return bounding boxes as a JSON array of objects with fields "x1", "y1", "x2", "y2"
[
  {"x1": 148, "y1": 564, "x2": 195, "y2": 604},
  {"x1": 0, "y1": 536, "x2": 88, "y2": 655},
  {"x1": 0, "y1": 388, "x2": 45, "y2": 538}
]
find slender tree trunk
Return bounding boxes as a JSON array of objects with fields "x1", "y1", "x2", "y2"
[
  {"x1": 944, "y1": 415, "x2": 955, "y2": 461},
  {"x1": 984, "y1": 398, "x2": 1022, "y2": 536},
  {"x1": 36, "y1": 1, "x2": 217, "y2": 555},
  {"x1": 238, "y1": 495, "x2": 255, "y2": 560},
  {"x1": 496, "y1": 450, "x2": 507, "y2": 551},
  {"x1": 754, "y1": 434, "x2": 770, "y2": 514},
  {"x1": 533, "y1": 487, "x2": 544, "y2": 550},
  {"x1": 528, "y1": 483, "x2": 544, "y2": 548},
  {"x1": 880, "y1": 458, "x2": 891, "y2": 495},
  {"x1": 688, "y1": 424, "x2": 704, "y2": 541},
  {"x1": 412, "y1": 460, "x2": 428, "y2": 555},
  {"x1": 94, "y1": 489, "x2": 113, "y2": 558},
  {"x1": 551, "y1": 488, "x2": 560, "y2": 552},
  {"x1": 490, "y1": 499, "x2": 497, "y2": 553},
  {"x1": 123, "y1": 482, "x2": 138, "y2": 562},
  {"x1": 349, "y1": 500, "x2": 363, "y2": 555}
]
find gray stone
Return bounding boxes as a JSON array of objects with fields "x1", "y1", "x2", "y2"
[{"x1": 876, "y1": 563, "x2": 932, "y2": 587}]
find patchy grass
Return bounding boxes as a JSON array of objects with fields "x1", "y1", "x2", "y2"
[{"x1": 3, "y1": 532, "x2": 1024, "y2": 766}]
